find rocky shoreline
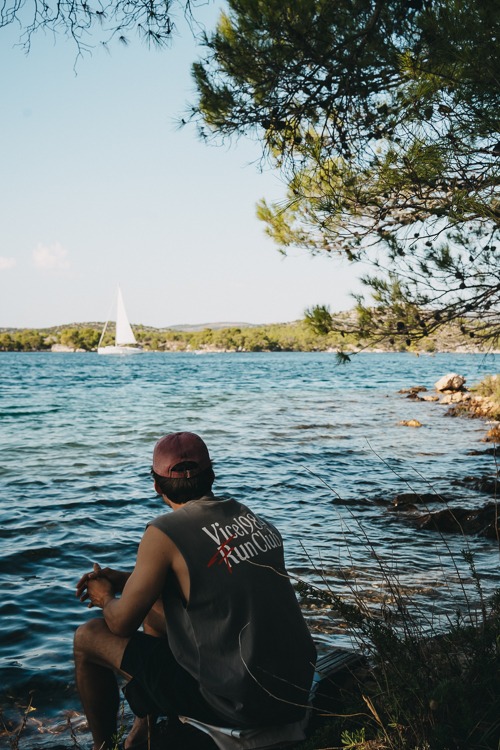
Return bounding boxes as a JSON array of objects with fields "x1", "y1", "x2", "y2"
[
  {"x1": 401, "y1": 371, "x2": 500, "y2": 433},
  {"x1": 394, "y1": 372, "x2": 500, "y2": 540}
]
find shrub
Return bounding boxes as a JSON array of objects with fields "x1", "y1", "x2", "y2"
[{"x1": 297, "y1": 550, "x2": 500, "y2": 750}]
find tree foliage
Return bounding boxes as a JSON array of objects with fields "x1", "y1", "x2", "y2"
[
  {"x1": 1, "y1": 316, "x2": 495, "y2": 353},
  {"x1": 0, "y1": 330, "x2": 50, "y2": 351},
  {"x1": 191, "y1": 0, "x2": 500, "y2": 346},
  {"x1": 60, "y1": 326, "x2": 100, "y2": 349},
  {"x1": 0, "y1": 0, "x2": 194, "y2": 50}
]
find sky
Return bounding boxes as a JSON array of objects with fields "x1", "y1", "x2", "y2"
[{"x1": 0, "y1": 3, "x2": 366, "y2": 329}]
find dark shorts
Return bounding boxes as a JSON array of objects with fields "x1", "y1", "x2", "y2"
[{"x1": 120, "y1": 632, "x2": 230, "y2": 724}]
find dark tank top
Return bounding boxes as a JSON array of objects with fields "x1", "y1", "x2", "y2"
[{"x1": 149, "y1": 496, "x2": 316, "y2": 727}]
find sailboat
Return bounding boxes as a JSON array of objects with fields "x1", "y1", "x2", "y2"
[{"x1": 97, "y1": 286, "x2": 142, "y2": 355}]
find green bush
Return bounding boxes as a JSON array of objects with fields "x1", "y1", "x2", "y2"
[
  {"x1": 296, "y1": 550, "x2": 500, "y2": 750},
  {"x1": 474, "y1": 375, "x2": 500, "y2": 403}
]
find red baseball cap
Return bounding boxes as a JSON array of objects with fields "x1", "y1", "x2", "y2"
[{"x1": 152, "y1": 432, "x2": 212, "y2": 478}]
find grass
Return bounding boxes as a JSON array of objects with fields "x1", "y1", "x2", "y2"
[
  {"x1": 474, "y1": 375, "x2": 500, "y2": 402},
  {"x1": 296, "y1": 549, "x2": 500, "y2": 750},
  {"x1": 470, "y1": 375, "x2": 500, "y2": 421},
  {"x1": 0, "y1": 697, "x2": 129, "y2": 750},
  {"x1": 0, "y1": 695, "x2": 36, "y2": 750}
]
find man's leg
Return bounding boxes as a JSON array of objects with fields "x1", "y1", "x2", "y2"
[
  {"x1": 74, "y1": 618, "x2": 131, "y2": 750},
  {"x1": 123, "y1": 600, "x2": 166, "y2": 749},
  {"x1": 142, "y1": 599, "x2": 166, "y2": 638}
]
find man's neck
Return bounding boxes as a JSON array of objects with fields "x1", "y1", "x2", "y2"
[{"x1": 164, "y1": 491, "x2": 215, "y2": 511}]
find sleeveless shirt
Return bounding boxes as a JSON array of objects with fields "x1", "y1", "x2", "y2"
[{"x1": 149, "y1": 496, "x2": 316, "y2": 727}]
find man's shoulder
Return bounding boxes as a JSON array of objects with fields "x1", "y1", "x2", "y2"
[{"x1": 147, "y1": 512, "x2": 172, "y2": 534}]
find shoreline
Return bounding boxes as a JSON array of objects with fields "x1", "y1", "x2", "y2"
[
  {"x1": 2, "y1": 347, "x2": 500, "y2": 355},
  {"x1": 2, "y1": 318, "x2": 499, "y2": 355}
]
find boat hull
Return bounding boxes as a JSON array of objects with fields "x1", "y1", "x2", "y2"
[{"x1": 97, "y1": 345, "x2": 142, "y2": 355}]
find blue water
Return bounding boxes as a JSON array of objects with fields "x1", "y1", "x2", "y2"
[{"x1": 1, "y1": 351, "x2": 499, "y2": 746}]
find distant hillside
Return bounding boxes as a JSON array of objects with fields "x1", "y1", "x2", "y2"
[
  {"x1": 0, "y1": 321, "x2": 265, "y2": 334},
  {"x1": 166, "y1": 322, "x2": 262, "y2": 332}
]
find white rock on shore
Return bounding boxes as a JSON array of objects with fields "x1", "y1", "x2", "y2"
[
  {"x1": 439, "y1": 392, "x2": 471, "y2": 404},
  {"x1": 51, "y1": 344, "x2": 87, "y2": 352},
  {"x1": 434, "y1": 373, "x2": 466, "y2": 392}
]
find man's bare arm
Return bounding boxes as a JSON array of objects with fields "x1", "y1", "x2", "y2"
[{"x1": 84, "y1": 526, "x2": 173, "y2": 637}]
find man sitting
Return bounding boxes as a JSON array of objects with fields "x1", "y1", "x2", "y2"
[{"x1": 75, "y1": 431, "x2": 317, "y2": 750}]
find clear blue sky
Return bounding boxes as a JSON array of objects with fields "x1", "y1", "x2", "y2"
[{"x1": 0, "y1": 3, "x2": 365, "y2": 329}]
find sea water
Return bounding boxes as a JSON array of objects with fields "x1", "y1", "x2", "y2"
[{"x1": 0, "y1": 351, "x2": 499, "y2": 746}]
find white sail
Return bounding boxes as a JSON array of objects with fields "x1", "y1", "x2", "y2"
[
  {"x1": 97, "y1": 285, "x2": 141, "y2": 355},
  {"x1": 115, "y1": 286, "x2": 137, "y2": 345}
]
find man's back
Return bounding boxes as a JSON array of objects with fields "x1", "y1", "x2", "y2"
[{"x1": 150, "y1": 496, "x2": 317, "y2": 727}]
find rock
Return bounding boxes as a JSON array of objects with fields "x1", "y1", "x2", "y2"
[
  {"x1": 51, "y1": 343, "x2": 75, "y2": 352},
  {"x1": 416, "y1": 503, "x2": 500, "y2": 539},
  {"x1": 439, "y1": 392, "x2": 471, "y2": 405},
  {"x1": 466, "y1": 447, "x2": 500, "y2": 456},
  {"x1": 422, "y1": 395, "x2": 440, "y2": 402},
  {"x1": 434, "y1": 373, "x2": 466, "y2": 392},
  {"x1": 399, "y1": 419, "x2": 423, "y2": 427},
  {"x1": 455, "y1": 475, "x2": 500, "y2": 494},
  {"x1": 446, "y1": 396, "x2": 500, "y2": 420},
  {"x1": 392, "y1": 492, "x2": 444, "y2": 508},
  {"x1": 399, "y1": 386, "x2": 428, "y2": 394}
]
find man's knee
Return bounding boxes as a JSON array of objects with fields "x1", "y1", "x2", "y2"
[
  {"x1": 74, "y1": 618, "x2": 110, "y2": 656},
  {"x1": 74, "y1": 617, "x2": 130, "y2": 673}
]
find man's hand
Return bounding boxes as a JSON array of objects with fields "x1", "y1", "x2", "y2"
[
  {"x1": 76, "y1": 564, "x2": 130, "y2": 607},
  {"x1": 94, "y1": 566, "x2": 131, "y2": 593},
  {"x1": 86, "y1": 574, "x2": 115, "y2": 610},
  {"x1": 75, "y1": 526, "x2": 173, "y2": 637}
]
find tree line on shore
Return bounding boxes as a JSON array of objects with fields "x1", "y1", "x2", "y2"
[{"x1": 0, "y1": 313, "x2": 495, "y2": 354}]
